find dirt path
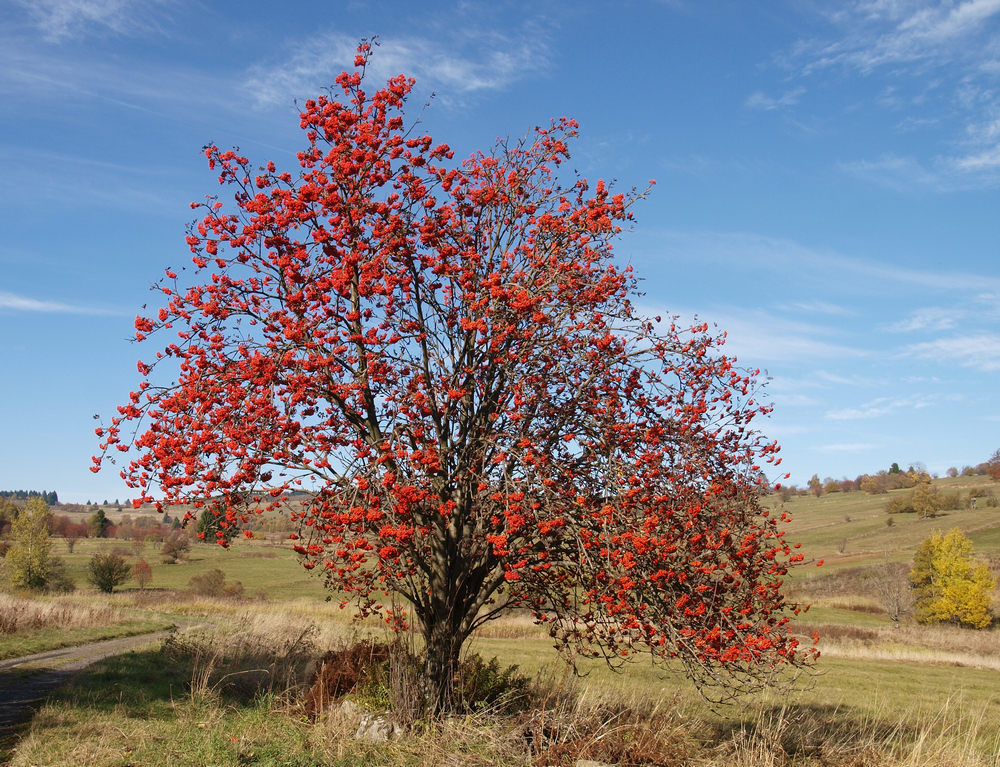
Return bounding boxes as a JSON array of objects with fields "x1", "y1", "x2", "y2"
[{"x1": 0, "y1": 620, "x2": 211, "y2": 748}]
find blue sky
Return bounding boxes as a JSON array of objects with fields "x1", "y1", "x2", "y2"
[{"x1": 1, "y1": 0, "x2": 998, "y2": 503}]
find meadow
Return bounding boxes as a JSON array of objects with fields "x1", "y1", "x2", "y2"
[{"x1": 2, "y1": 475, "x2": 1000, "y2": 765}]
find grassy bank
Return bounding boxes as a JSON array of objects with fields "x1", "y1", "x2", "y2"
[
  {"x1": 4, "y1": 475, "x2": 1000, "y2": 764},
  {"x1": 0, "y1": 594, "x2": 174, "y2": 660},
  {"x1": 7, "y1": 617, "x2": 1000, "y2": 766}
]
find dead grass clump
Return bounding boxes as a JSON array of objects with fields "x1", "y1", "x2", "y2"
[
  {"x1": 829, "y1": 601, "x2": 883, "y2": 615},
  {"x1": 240, "y1": 551, "x2": 278, "y2": 558},
  {"x1": 472, "y1": 613, "x2": 548, "y2": 640},
  {"x1": 304, "y1": 639, "x2": 392, "y2": 720},
  {"x1": 162, "y1": 616, "x2": 319, "y2": 705},
  {"x1": 794, "y1": 624, "x2": 879, "y2": 645},
  {"x1": 523, "y1": 698, "x2": 694, "y2": 766},
  {"x1": 788, "y1": 566, "x2": 873, "y2": 600},
  {"x1": 0, "y1": 593, "x2": 125, "y2": 634}
]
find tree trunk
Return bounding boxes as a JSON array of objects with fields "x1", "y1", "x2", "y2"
[{"x1": 422, "y1": 619, "x2": 463, "y2": 716}]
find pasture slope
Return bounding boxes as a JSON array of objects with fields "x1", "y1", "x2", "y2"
[{"x1": 0, "y1": 474, "x2": 999, "y2": 765}]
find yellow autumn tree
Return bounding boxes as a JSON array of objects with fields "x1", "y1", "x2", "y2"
[{"x1": 910, "y1": 528, "x2": 996, "y2": 629}]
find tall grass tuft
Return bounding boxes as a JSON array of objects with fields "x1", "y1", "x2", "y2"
[{"x1": 0, "y1": 593, "x2": 125, "y2": 635}]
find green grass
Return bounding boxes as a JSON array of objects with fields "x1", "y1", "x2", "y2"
[
  {"x1": 50, "y1": 536, "x2": 322, "y2": 600},
  {"x1": 9, "y1": 624, "x2": 1000, "y2": 767},
  {"x1": 777, "y1": 475, "x2": 1000, "y2": 584},
  {"x1": 5, "y1": 477, "x2": 1000, "y2": 765}
]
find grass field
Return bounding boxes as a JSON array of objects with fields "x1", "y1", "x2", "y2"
[{"x1": 3, "y1": 475, "x2": 1000, "y2": 765}]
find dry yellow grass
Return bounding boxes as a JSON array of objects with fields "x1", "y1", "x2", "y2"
[{"x1": 0, "y1": 593, "x2": 126, "y2": 634}]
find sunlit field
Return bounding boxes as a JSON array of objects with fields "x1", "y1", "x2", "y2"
[{"x1": 3, "y1": 475, "x2": 1000, "y2": 765}]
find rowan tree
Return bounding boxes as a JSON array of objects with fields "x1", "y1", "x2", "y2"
[
  {"x1": 910, "y1": 528, "x2": 995, "y2": 629},
  {"x1": 95, "y1": 43, "x2": 816, "y2": 712}
]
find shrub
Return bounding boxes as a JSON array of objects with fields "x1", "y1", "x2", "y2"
[
  {"x1": 160, "y1": 531, "x2": 190, "y2": 564},
  {"x1": 188, "y1": 567, "x2": 243, "y2": 598},
  {"x1": 912, "y1": 483, "x2": 943, "y2": 518},
  {"x1": 884, "y1": 494, "x2": 914, "y2": 514},
  {"x1": 45, "y1": 557, "x2": 76, "y2": 593},
  {"x1": 940, "y1": 490, "x2": 963, "y2": 510},
  {"x1": 132, "y1": 559, "x2": 152, "y2": 590},
  {"x1": 87, "y1": 552, "x2": 132, "y2": 593},
  {"x1": 456, "y1": 652, "x2": 530, "y2": 713}
]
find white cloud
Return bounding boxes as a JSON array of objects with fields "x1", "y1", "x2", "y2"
[
  {"x1": 786, "y1": 300, "x2": 855, "y2": 316},
  {"x1": 783, "y1": 1, "x2": 1000, "y2": 189},
  {"x1": 0, "y1": 290, "x2": 120, "y2": 315},
  {"x1": 745, "y1": 87, "x2": 806, "y2": 111},
  {"x1": 815, "y1": 442, "x2": 879, "y2": 451},
  {"x1": 840, "y1": 154, "x2": 951, "y2": 191},
  {"x1": 244, "y1": 31, "x2": 548, "y2": 109},
  {"x1": 826, "y1": 395, "x2": 931, "y2": 420},
  {"x1": 799, "y1": 0, "x2": 1000, "y2": 73},
  {"x1": 669, "y1": 306, "x2": 867, "y2": 364},
  {"x1": 814, "y1": 370, "x2": 863, "y2": 385},
  {"x1": 13, "y1": 0, "x2": 170, "y2": 41},
  {"x1": 648, "y1": 229, "x2": 1000, "y2": 295},
  {"x1": 885, "y1": 306, "x2": 964, "y2": 331},
  {"x1": 902, "y1": 333, "x2": 1000, "y2": 370}
]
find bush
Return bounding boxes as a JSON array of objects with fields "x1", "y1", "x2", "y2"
[
  {"x1": 884, "y1": 494, "x2": 914, "y2": 514},
  {"x1": 188, "y1": 567, "x2": 243, "y2": 598},
  {"x1": 160, "y1": 532, "x2": 190, "y2": 564},
  {"x1": 45, "y1": 557, "x2": 76, "y2": 594},
  {"x1": 456, "y1": 652, "x2": 531, "y2": 713},
  {"x1": 132, "y1": 559, "x2": 152, "y2": 590},
  {"x1": 87, "y1": 552, "x2": 132, "y2": 593}
]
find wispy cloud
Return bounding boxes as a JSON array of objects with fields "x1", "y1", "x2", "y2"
[
  {"x1": 782, "y1": 1, "x2": 1000, "y2": 189},
  {"x1": 786, "y1": 300, "x2": 855, "y2": 316},
  {"x1": 655, "y1": 305, "x2": 867, "y2": 364},
  {"x1": 0, "y1": 290, "x2": 120, "y2": 315},
  {"x1": 244, "y1": 31, "x2": 548, "y2": 109},
  {"x1": 815, "y1": 442, "x2": 879, "y2": 451},
  {"x1": 840, "y1": 154, "x2": 951, "y2": 191},
  {"x1": 12, "y1": 0, "x2": 172, "y2": 41},
  {"x1": 745, "y1": 87, "x2": 806, "y2": 111},
  {"x1": 902, "y1": 333, "x2": 1000, "y2": 370},
  {"x1": 885, "y1": 306, "x2": 964, "y2": 331},
  {"x1": 649, "y1": 229, "x2": 1000, "y2": 295},
  {"x1": 797, "y1": 0, "x2": 1000, "y2": 74},
  {"x1": 826, "y1": 395, "x2": 932, "y2": 420},
  {"x1": 814, "y1": 370, "x2": 863, "y2": 385}
]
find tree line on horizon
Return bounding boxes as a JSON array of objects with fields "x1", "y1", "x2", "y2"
[
  {"x1": 780, "y1": 450, "x2": 1000, "y2": 501},
  {"x1": 0, "y1": 489, "x2": 58, "y2": 505}
]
